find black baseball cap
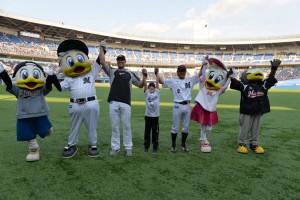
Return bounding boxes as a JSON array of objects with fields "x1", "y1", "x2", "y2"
[
  {"x1": 177, "y1": 65, "x2": 186, "y2": 72},
  {"x1": 116, "y1": 55, "x2": 126, "y2": 60}
]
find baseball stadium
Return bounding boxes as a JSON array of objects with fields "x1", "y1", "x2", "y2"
[{"x1": 0, "y1": 10, "x2": 299, "y2": 200}]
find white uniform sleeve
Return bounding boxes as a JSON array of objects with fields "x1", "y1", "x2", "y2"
[
  {"x1": 162, "y1": 79, "x2": 173, "y2": 88},
  {"x1": 91, "y1": 62, "x2": 102, "y2": 77}
]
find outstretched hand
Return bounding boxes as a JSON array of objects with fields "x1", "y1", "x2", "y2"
[
  {"x1": 44, "y1": 67, "x2": 54, "y2": 76},
  {"x1": 270, "y1": 59, "x2": 281, "y2": 70},
  {"x1": 142, "y1": 68, "x2": 147, "y2": 78},
  {"x1": 154, "y1": 67, "x2": 159, "y2": 75},
  {"x1": 202, "y1": 55, "x2": 208, "y2": 66},
  {"x1": 100, "y1": 39, "x2": 107, "y2": 54}
]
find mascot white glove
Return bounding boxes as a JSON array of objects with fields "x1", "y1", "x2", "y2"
[
  {"x1": 0, "y1": 63, "x2": 5, "y2": 73},
  {"x1": 45, "y1": 67, "x2": 54, "y2": 76},
  {"x1": 202, "y1": 55, "x2": 208, "y2": 66}
]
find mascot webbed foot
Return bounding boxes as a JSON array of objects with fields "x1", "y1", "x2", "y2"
[
  {"x1": 250, "y1": 144, "x2": 264, "y2": 154},
  {"x1": 237, "y1": 145, "x2": 248, "y2": 154},
  {"x1": 200, "y1": 140, "x2": 211, "y2": 153},
  {"x1": 26, "y1": 149, "x2": 40, "y2": 162}
]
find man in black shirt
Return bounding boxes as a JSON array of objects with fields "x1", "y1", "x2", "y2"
[{"x1": 99, "y1": 40, "x2": 146, "y2": 157}]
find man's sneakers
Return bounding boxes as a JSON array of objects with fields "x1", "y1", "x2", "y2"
[
  {"x1": 237, "y1": 144, "x2": 264, "y2": 154},
  {"x1": 250, "y1": 144, "x2": 264, "y2": 154},
  {"x1": 88, "y1": 145, "x2": 99, "y2": 157},
  {"x1": 125, "y1": 149, "x2": 132, "y2": 157},
  {"x1": 200, "y1": 140, "x2": 211, "y2": 153},
  {"x1": 62, "y1": 145, "x2": 78, "y2": 158},
  {"x1": 109, "y1": 149, "x2": 120, "y2": 156}
]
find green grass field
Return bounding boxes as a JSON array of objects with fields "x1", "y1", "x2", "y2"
[{"x1": 0, "y1": 84, "x2": 300, "y2": 200}]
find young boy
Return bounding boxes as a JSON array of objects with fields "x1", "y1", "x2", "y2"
[{"x1": 143, "y1": 68, "x2": 160, "y2": 154}]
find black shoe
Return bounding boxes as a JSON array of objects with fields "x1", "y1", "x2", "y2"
[
  {"x1": 62, "y1": 145, "x2": 78, "y2": 158},
  {"x1": 144, "y1": 148, "x2": 149, "y2": 153},
  {"x1": 153, "y1": 149, "x2": 158, "y2": 154},
  {"x1": 171, "y1": 146, "x2": 177, "y2": 153},
  {"x1": 88, "y1": 145, "x2": 99, "y2": 157},
  {"x1": 181, "y1": 145, "x2": 189, "y2": 152}
]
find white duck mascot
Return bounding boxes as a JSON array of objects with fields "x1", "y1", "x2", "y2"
[
  {"x1": 0, "y1": 61, "x2": 61, "y2": 161},
  {"x1": 57, "y1": 39, "x2": 103, "y2": 158},
  {"x1": 191, "y1": 57, "x2": 233, "y2": 153}
]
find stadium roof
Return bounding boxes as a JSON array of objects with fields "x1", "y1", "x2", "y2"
[{"x1": 1, "y1": 10, "x2": 300, "y2": 51}]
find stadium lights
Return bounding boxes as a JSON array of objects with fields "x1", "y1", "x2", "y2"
[
  {"x1": 150, "y1": 43, "x2": 156, "y2": 48},
  {"x1": 77, "y1": 34, "x2": 83, "y2": 39},
  {"x1": 19, "y1": 31, "x2": 40, "y2": 38},
  {"x1": 220, "y1": 46, "x2": 226, "y2": 50},
  {"x1": 184, "y1": 45, "x2": 190, "y2": 50},
  {"x1": 115, "y1": 39, "x2": 121, "y2": 44}
]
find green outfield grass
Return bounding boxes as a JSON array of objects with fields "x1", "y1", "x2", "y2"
[{"x1": 0, "y1": 84, "x2": 299, "y2": 200}]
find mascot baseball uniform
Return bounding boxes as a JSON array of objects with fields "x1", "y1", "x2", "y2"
[
  {"x1": 0, "y1": 61, "x2": 61, "y2": 162},
  {"x1": 57, "y1": 39, "x2": 102, "y2": 158},
  {"x1": 191, "y1": 57, "x2": 232, "y2": 153},
  {"x1": 230, "y1": 59, "x2": 280, "y2": 154}
]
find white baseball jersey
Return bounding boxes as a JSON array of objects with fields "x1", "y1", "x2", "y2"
[
  {"x1": 60, "y1": 62, "x2": 101, "y2": 98},
  {"x1": 144, "y1": 88, "x2": 160, "y2": 117},
  {"x1": 163, "y1": 75, "x2": 199, "y2": 102}
]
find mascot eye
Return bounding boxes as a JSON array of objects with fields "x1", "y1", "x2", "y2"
[
  {"x1": 214, "y1": 75, "x2": 223, "y2": 84},
  {"x1": 33, "y1": 69, "x2": 41, "y2": 79},
  {"x1": 77, "y1": 54, "x2": 85, "y2": 63},
  {"x1": 208, "y1": 71, "x2": 215, "y2": 80},
  {"x1": 66, "y1": 57, "x2": 74, "y2": 67},
  {"x1": 20, "y1": 69, "x2": 28, "y2": 80}
]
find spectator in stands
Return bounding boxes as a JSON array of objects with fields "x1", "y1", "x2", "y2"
[
  {"x1": 157, "y1": 65, "x2": 201, "y2": 153},
  {"x1": 142, "y1": 67, "x2": 160, "y2": 154},
  {"x1": 99, "y1": 40, "x2": 146, "y2": 157}
]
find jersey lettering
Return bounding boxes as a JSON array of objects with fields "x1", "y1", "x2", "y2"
[
  {"x1": 177, "y1": 89, "x2": 180, "y2": 93},
  {"x1": 185, "y1": 82, "x2": 191, "y2": 88},
  {"x1": 83, "y1": 77, "x2": 91, "y2": 84}
]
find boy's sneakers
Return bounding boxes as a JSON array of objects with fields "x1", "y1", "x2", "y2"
[
  {"x1": 250, "y1": 144, "x2": 264, "y2": 154},
  {"x1": 62, "y1": 145, "x2": 78, "y2": 158},
  {"x1": 144, "y1": 148, "x2": 149, "y2": 153},
  {"x1": 109, "y1": 149, "x2": 120, "y2": 156},
  {"x1": 88, "y1": 145, "x2": 99, "y2": 157},
  {"x1": 153, "y1": 149, "x2": 158, "y2": 154},
  {"x1": 171, "y1": 146, "x2": 177, "y2": 153},
  {"x1": 200, "y1": 140, "x2": 211, "y2": 153},
  {"x1": 237, "y1": 145, "x2": 248, "y2": 154}
]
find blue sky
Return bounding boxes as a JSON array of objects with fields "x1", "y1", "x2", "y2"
[{"x1": 1, "y1": 0, "x2": 300, "y2": 40}]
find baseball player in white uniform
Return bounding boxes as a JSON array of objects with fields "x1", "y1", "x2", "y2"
[
  {"x1": 157, "y1": 65, "x2": 200, "y2": 152},
  {"x1": 99, "y1": 40, "x2": 146, "y2": 157},
  {"x1": 57, "y1": 39, "x2": 101, "y2": 158}
]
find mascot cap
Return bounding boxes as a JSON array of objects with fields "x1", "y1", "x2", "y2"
[
  {"x1": 208, "y1": 58, "x2": 227, "y2": 71},
  {"x1": 57, "y1": 39, "x2": 89, "y2": 56},
  {"x1": 12, "y1": 61, "x2": 45, "y2": 78}
]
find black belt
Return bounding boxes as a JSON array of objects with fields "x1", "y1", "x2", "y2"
[
  {"x1": 174, "y1": 101, "x2": 190, "y2": 105},
  {"x1": 70, "y1": 96, "x2": 96, "y2": 104}
]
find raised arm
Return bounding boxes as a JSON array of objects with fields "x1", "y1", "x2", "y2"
[
  {"x1": 139, "y1": 68, "x2": 148, "y2": 88},
  {"x1": 154, "y1": 67, "x2": 160, "y2": 89},
  {"x1": 99, "y1": 40, "x2": 109, "y2": 71}
]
